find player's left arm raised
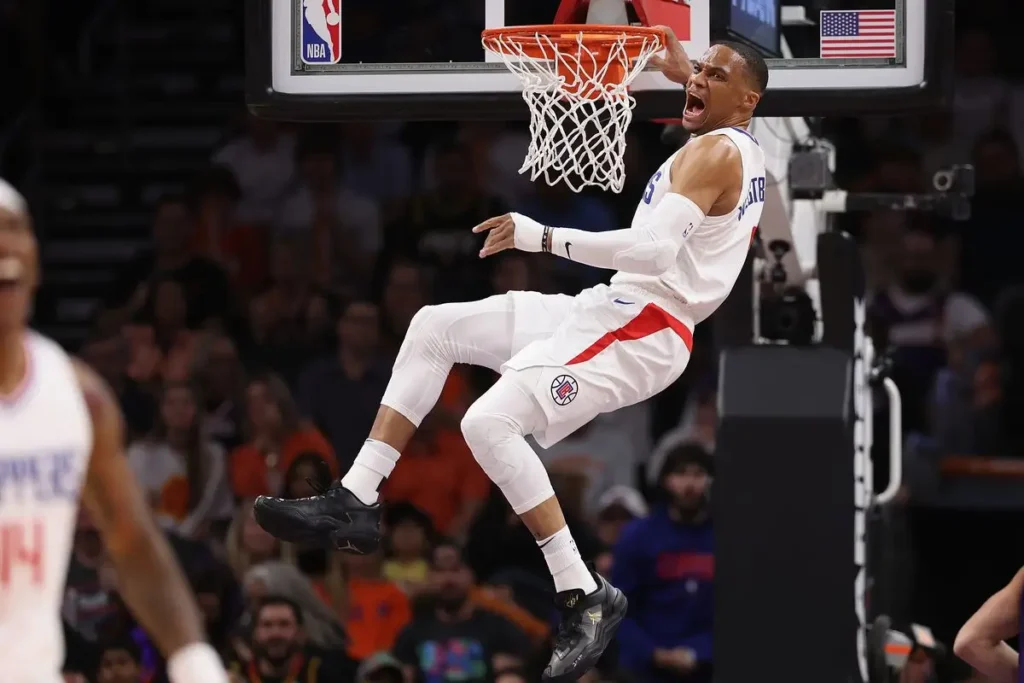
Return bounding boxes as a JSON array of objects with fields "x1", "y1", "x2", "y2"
[
  {"x1": 73, "y1": 359, "x2": 228, "y2": 683},
  {"x1": 473, "y1": 135, "x2": 742, "y2": 276}
]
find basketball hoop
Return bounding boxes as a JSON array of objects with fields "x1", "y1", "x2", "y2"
[{"x1": 482, "y1": 25, "x2": 665, "y2": 193}]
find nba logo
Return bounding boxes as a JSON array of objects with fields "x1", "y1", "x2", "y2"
[{"x1": 300, "y1": 0, "x2": 342, "y2": 65}]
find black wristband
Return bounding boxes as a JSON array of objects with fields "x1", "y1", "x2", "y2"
[{"x1": 541, "y1": 226, "x2": 551, "y2": 253}]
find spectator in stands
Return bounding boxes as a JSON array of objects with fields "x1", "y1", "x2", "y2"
[
  {"x1": 276, "y1": 131, "x2": 382, "y2": 288},
  {"x1": 282, "y1": 452, "x2": 334, "y2": 500},
  {"x1": 192, "y1": 564, "x2": 241, "y2": 660},
  {"x1": 870, "y1": 222, "x2": 993, "y2": 433},
  {"x1": 93, "y1": 637, "x2": 143, "y2": 683},
  {"x1": 932, "y1": 348, "x2": 1009, "y2": 455},
  {"x1": 242, "y1": 563, "x2": 348, "y2": 655},
  {"x1": 64, "y1": 512, "x2": 119, "y2": 644},
  {"x1": 225, "y1": 501, "x2": 289, "y2": 579},
  {"x1": 381, "y1": 414, "x2": 490, "y2": 538},
  {"x1": 79, "y1": 332, "x2": 155, "y2": 440},
  {"x1": 127, "y1": 381, "x2": 234, "y2": 539},
  {"x1": 227, "y1": 595, "x2": 354, "y2": 683},
  {"x1": 213, "y1": 113, "x2": 296, "y2": 226},
  {"x1": 197, "y1": 333, "x2": 247, "y2": 452},
  {"x1": 355, "y1": 653, "x2": 405, "y2": 683},
  {"x1": 382, "y1": 503, "x2": 433, "y2": 597},
  {"x1": 962, "y1": 128, "x2": 1024, "y2": 304},
  {"x1": 123, "y1": 277, "x2": 200, "y2": 385},
  {"x1": 420, "y1": 122, "x2": 532, "y2": 206},
  {"x1": 189, "y1": 165, "x2": 267, "y2": 295},
  {"x1": 647, "y1": 379, "x2": 717, "y2": 494},
  {"x1": 396, "y1": 139, "x2": 507, "y2": 301},
  {"x1": 613, "y1": 444, "x2": 714, "y2": 683},
  {"x1": 337, "y1": 123, "x2": 414, "y2": 221},
  {"x1": 229, "y1": 372, "x2": 337, "y2": 499},
  {"x1": 594, "y1": 486, "x2": 648, "y2": 556},
  {"x1": 249, "y1": 237, "x2": 333, "y2": 383},
  {"x1": 336, "y1": 549, "x2": 411, "y2": 662},
  {"x1": 297, "y1": 299, "x2": 391, "y2": 469},
  {"x1": 379, "y1": 259, "x2": 429, "y2": 356},
  {"x1": 109, "y1": 194, "x2": 232, "y2": 329},
  {"x1": 393, "y1": 541, "x2": 531, "y2": 683}
]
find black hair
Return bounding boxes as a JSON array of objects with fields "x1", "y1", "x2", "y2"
[
  {"x1": 659, "y1": 442, "x2": 714, "y2": 484},
  {"x1": 255, "y1": 595, "x2": 304, "y2": 625},
  {"x1": 713, "y1": 40, "x2": 769, "y2": 94}
]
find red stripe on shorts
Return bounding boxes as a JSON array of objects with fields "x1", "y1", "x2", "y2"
[{"x1": 565, "y1": 302, "x2": 693, "y2": 366}]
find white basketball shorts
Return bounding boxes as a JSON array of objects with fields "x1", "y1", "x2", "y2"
[{"x1": 503, "y1": 283, "x2": 694, "y2": 448}]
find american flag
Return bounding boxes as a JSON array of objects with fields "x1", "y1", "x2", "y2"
[{"x1": 819, "y1": 9, "x2": 897, "y2": 59}]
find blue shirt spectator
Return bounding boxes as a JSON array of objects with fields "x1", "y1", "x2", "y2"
[{"x1": 613, "y1": 443, "x2": 714, "y2": 683}]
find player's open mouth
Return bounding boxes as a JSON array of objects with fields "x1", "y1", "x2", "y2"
[
  {"x1": 683, "y1": 91, "x2": 707, "y2": 121},
  {"x1": 0, "y1": 256, "x2": 24, "y2": 289}
]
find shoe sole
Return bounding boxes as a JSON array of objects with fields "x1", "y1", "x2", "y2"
[
  {"x1": 542, "y1": 588, "x2": 629, "y2": 683},
  {"x1": 253, "y1": 502, "x2": 380, "y2": 553}
]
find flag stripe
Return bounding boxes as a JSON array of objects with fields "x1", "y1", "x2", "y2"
[{"x1": 820, "y1": 9, "x2": 896, "y2": 59}]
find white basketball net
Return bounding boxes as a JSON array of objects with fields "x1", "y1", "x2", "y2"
[{"x1": 484, "y1": 30, "x2": 663, "y2": 193}]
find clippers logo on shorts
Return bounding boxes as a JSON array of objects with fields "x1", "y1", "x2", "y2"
[
  {"x1": 300, "y1": 0, "x2": 342, "y2": 65},
  {"x1": 550, "y1": 375, "x2": 579, "y2": 406}
]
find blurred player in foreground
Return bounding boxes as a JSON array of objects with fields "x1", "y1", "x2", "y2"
[
  {"x1": 256, "y1": 30, "x2": 768, "y2": 682},
  {"x1": 0, "y1": 179, "x2": 228, "y2": 683},
  {"x1": 954, "y1": 567, "x2": 1024, "y2": 682}
]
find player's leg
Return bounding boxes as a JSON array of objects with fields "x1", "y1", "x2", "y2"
[
  {"x1": 253, "y1": 290, "x2": 573, "y2": 548},
  {"x1": 459, "y1": 367, "x2": 625, "y2": 683},
  {"x1": 339, "y1": 296, "x2": 521, "y2": 506}
]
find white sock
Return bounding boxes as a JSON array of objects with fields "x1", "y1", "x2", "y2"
[
  {"x1": 538, "y1": 527, "x2": 598, "y2": 595},
  {"x1": 340, "y1": 440, "x2": 401, "y2": 505}
]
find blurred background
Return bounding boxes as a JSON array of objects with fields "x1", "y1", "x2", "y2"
[{"x1": 3, "y1": 0, "x2": 1024, "y2": 682}]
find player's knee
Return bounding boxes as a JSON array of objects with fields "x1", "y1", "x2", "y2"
[
  {"x1": 461, "y1": 402, "x2": 518, "y2": 451},
  {"x1": 404, "y1": 304, "x2": 443, "y2": 341}
]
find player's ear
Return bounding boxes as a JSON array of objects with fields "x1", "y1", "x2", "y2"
[{"x1": 744, "y1": 88, "x2": 761, "y2": 112}]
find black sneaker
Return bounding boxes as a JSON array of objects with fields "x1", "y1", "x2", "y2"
[
  {"x1": 543, "y1": 572, "x2": 628, "y2": 683},
  {"x1": 253, "y1": 482, "x2": 382, "y2": 553}
]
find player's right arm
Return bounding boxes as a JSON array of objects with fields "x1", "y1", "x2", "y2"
[
  {"x1": 73, "y1": 359, "x2": 229, "y2": 683},
  {"x1": 474, "y1": 135, "x2": 742, "y2": 276},
  {"x1": 953, "y1": 566, "x2": 1024, "y2": 683}
]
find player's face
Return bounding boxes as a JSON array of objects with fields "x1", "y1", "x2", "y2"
[
  {"x1": 0, "y1": 207, "x2": 38, "y2": 333},
  {"x1": 681, "y1": 45, "x2": 758, "y2": 134}
]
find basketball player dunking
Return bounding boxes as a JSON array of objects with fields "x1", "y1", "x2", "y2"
[
  {"x1": 955, "y1": 567, "x2": 1024, "y2": 682},
  {"x1": 0, "y1": 182, "x2": 228, "y2": 683},
  {"x1": 256, "y1": 31, "x2": 769, "y2": 682}
]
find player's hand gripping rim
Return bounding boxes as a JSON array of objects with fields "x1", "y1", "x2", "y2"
[{"x1": 648, "y1": 25, "x2": 693, "y2": 86}]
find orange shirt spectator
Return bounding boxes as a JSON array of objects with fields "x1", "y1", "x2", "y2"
[
  {"x1": 381, "y1": 428, "x2": 490, "y2": 536},
  {"x1": 342, "y1": 576, "x2": 412, "y2": 660},
  {"x1": 230, "y1": 427, "x2": 336, "y2": 499}
]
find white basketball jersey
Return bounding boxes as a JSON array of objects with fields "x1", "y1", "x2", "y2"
[
  {"x1": 0, "y1": 332, "x2": 92, "y2": 683},
  {"x1": 612, "y1": 126, "x2": 767, "y2": 324}
]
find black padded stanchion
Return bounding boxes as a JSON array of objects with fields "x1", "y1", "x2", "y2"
[{"x1": 714, "y1": 346, "x2": 858, "y2": 683}]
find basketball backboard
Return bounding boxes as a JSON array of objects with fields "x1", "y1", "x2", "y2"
[{"x1": 246, "y1": 0, "x2": 952, "y2": 121}]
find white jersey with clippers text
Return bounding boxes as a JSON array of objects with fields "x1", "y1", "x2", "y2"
[
  {"x1": 0, "y1": 331, "x2": 92, "y2": 683},
  {"x1": 612, "y1": 126, "x2": 767, "y2": 324}
]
